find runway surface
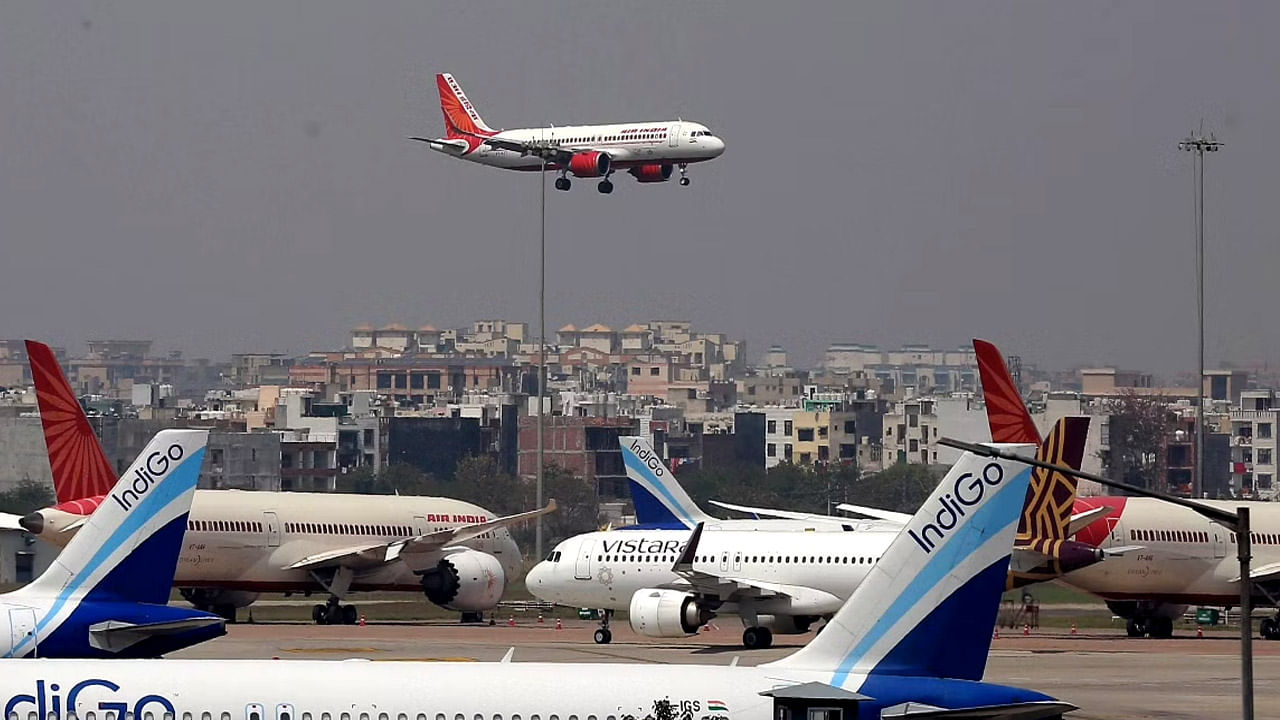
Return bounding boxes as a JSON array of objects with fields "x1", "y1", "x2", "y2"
[{"x1": 170, "y1": 620, "x2": 1280, "y2": 719}]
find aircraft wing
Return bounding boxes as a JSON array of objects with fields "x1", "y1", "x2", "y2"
[
  {"x1": 284, "y1": 501, "x2": 557, "y2": 572},
  {"x1": 707, "y1": 500, "x2": 858, "y2": 528},
  {"x1": 87, "y1": 617, "x2": 225, "y2": 653},
  {"x1": 879, "y1": 701, "x2": 1078, "y2": 720},
  {"x1": 1067, "y1": 506, "x2": 1114, "y2": 536},
  {"x1": 834, "y1": 503, "x2": 912, "y2": 524},
  {"x1": 1233, "y1": 560, "x2": 1280, "y2": 584},
  {"x1": 666, "y1": 523, "x2": 841, "y2": 609}
]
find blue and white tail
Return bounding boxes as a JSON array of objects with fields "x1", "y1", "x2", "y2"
[
  {"x1": 767, "y1": 445, "x2": 1034, "y2": 686},
  {"x1": 619, "y1": 436, "x2": 714, "y2": 529},
  {"x1": 19, "y1": 430, "x2": 208, "y2": 606}
]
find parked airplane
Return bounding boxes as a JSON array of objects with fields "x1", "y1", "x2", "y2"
[
  {"x1": 15, "y1": 340, "x2": 554, "y2": 625},
  {"x1": 0, "y1": 446, "x2": 1075, "y2": 720},
  {"x1": 0, "y1": 429, "x2": 225, "y2": 657},
  {"x1": 527, "y1": 423, "x2": 1086, "y2": 648},
  {"x1": 413, "y1": 73, "x2": 725, "y2": 193},
  {"x1": 975, "y1": 337, "x2": 1280, "y2": 639}
]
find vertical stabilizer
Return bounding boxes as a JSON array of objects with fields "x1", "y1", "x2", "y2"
[
  {"x1": 26, "y1": 340, "x2": 119, "y2": 502},
  {"x1": 767, "y1": 445, "x2": 1034, "y2": 685},
  {"x1": 619, "y1": 436, "x2": 715, "y2": 529},
  {"x1": 436, "y1": 73, "x2": 496, "y2": 138},
  {"x1": 18, "y1": 430, "x2": 207, "y2": 611},
  {"x1": 973, "y1": 339, "x2": 1041, "y2": 444}
]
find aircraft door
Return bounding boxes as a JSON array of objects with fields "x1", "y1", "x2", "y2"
[
  {"x1": 1210, "y1": 521, "x2": 1226, "y2": 558},
  {"x1": 669, "y1": 122, "x2": 681, "y2": 147},
  {"x1": 8, "y1": 607, "x2": 36, "y2": 656},
  {"x1": 574, "y1": 539, "x2": 595, "y2": 580},
  {"x1": 413, "y1": 515, "x2": 428, "y2": 536},
  {"x1": 262, "y1": 512, "x2": 281, "y2": 548}
]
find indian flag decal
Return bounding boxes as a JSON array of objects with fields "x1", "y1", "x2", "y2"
[{"x1": 706, "y1": 702, "x2": 728, "y2": 712}]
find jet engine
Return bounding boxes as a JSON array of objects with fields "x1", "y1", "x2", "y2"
[
  {"x1": 628, "y1": 588, "x2": 714, "y2": 638},
  {"x1": 420, "y1": 550, "x2": 506, "y2": 611},
  {"x1": 179, "y1": 588, "x2": 260, "y2": 620},
  {"x1": 568, "y1": 151, "x2": 611, "y2": 178},
  {"x1": 628, "y1": 164, "x2": 673, "y2": 183}
]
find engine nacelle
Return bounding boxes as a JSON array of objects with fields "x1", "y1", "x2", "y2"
[
  {"x1": 179, "y1": 588, "x2": 260, "y2": 610},
  {"x1": 568, "y1": 151, "x2": 611, "y2": 178},
  {"x1": 420, "y1": 550, "x2": 506, "y2": 611},
  {"x1": 756, "y1": 614, "x2": 815, "y2": 635},
  {"x1": 628, "y1": 164, "x2": 673, "y2": 183},
  {"x1": 628, "y1": 588, "x2": 714, "y2": 638}
]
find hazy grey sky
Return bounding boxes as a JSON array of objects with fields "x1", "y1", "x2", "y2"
[{"x1": 2, "y1": 2, "x2": 1277, "y2": 373}]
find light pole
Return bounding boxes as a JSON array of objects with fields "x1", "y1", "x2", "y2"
[
  {"x1": 1178, "y1": 126, "x2": 1222, "y2": 499},
  {"x1": 536, "y1": 157, "x2": 547, "y2": 561},
  {"x1": 940, "y1": 437, "x2": 1254, "y2": 720}
]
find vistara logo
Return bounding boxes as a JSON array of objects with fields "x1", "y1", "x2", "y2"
[{"x1": 908, "y1": 462, "x2": 1005, "y2": 554}]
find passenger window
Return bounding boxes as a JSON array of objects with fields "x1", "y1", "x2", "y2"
[
  {"x1": 87, "y1": 713, "x2": 98, "y2": 720},
  {"x1": 456, "y1": 714, "x2": 466, "y2": 720},
  {"x1": 222, "y1": 714, "x2": 232, "y2": 720},
  {"x1": 340, "y1": 714, "x2": 351, "y2": 720},
  {"x1": 302, "y1": 715, "x2": 313, "y2": 720},
  {"x1": 359, "y1": 713, "x2": 370, "y2": 720},
  {"x1": 321, "y1": 714, "x2": 332, "y2": 720},
  {"x1": 249, "y1": 709, "x2": 262, "y2": 720},
  {"x1": 278, "y1": 706, "x2": 294, "y2": 720}
]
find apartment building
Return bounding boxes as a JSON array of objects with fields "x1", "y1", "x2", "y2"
[{"x1": 1230, "y1": 390, "x2": 1279, "y2": 500}]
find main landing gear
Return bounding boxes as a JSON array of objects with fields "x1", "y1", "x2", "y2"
[
  {"x1": 593, "y1": 609, "x2": 614, "y2": 644},
  {"x1": 597, "y1": 177, "x2": 614, "y2": 194},
  {"x1": 1261, "y1": 616, "x2": 1280, "y2": 640},
  {"x1": 742, "y1": 626, "x2": 773, "y2": 650},
  {"x1": 312, "y1": 596, "x2": 359, "y2": 625},
  {"x1": 678, "y1": 164, "x2": 690, "y2": 186}
]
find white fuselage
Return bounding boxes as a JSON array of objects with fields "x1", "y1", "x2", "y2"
[
  {"x1": 1066, "y1": 497, "x2": 1280, "y2": 606},
  {"x1": 36, "y1": 491, "x2": 522, "y2": 595},
  {"x1": 436, "y1": 121, "x2": 724, "y2": 171},
  {"x1": 0, "y1": 659, "x2": 841, "y2": 720},
  {"x1": 527, "y1": 527, "x2": 896, "y2": 617}
]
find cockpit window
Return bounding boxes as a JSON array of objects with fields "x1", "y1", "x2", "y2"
[{"x1": 544, "y1": 551, "x2": 563, "y2": 562}]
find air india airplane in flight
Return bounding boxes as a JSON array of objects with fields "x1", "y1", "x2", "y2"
[{"x1": 414, "y1": 73, "x2": 725, "y2": 193}]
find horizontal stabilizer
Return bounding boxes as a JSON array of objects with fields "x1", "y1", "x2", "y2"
[
  {"x1": 881, "y1": 701, "x2": 1077, "y2": 720},
  {"x1": 88, "y1": 616, "x2": 225, "y2": 653},
  {"x1": 411, "y1": 136, "x2": 470, "y2": 153},
  {"x1": 1103, "y1": 545, "x2": 1143, "y2": 557},
  {"x1": 1067, "y1": 506, "x2": 1113, "y2": 536},
  {"x1": 0, "y1": 512, "x2": 24, "y2": 531},
  {"x1": 834, "y1": 503, "x2": 912, "y2": 524}
]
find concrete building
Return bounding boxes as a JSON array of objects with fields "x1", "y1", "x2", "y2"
[
  {"x1": 1230, "y1": 390, "x2": 1279, "y2": 500},
  {"x1": 517, "y1": 415, "x2": 635, "y2": 499},
  {"x1": 0, "y1": 531, "x2": 56, "y2": 584},
  {"x1": 0, "y1": 416, "x2": 54, "y2": 494},
  {"x1": 883, "y1": 398, "x2": 940, "y2": 466}
]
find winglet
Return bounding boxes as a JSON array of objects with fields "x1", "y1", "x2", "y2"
[
  {"x1": 620, "y1": 436, "x2": 715, "y2": 529},
  {"x1": 672, "y1": 522, "x2": 705, "y2": 572},
  {"x1": 766, "y1": 444, "x2": 1035, "y2": 686}
]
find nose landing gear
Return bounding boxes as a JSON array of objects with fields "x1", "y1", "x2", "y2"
[
  {"x1": 678, "y1": 164, "x2": 690, "y2": 186},
  {"x1": 593, "y1": 609, "x2": 613, "y2": 644}
]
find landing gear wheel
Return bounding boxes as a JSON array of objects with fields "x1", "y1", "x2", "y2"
[
  {"x1": 678, "y1": 164, "x2": 690, "y2": 186},
  {"x1": 342, "y1": 605, "x2": 358, "y2": 625},
  {"x1": 1261, "y1": 617, "x2": 1279, "y2": 640},
  {"x1": 742, "y1": 626, "x2": 773, "y2": 649},
  {"x1": 597, "y1": 180, "x2": 613, "y2": 194},
  {"x1": 1126, "y1": 618, "x2": 1146, "y2": 638},
  {"x1": 312, "y1": 604, "x2": 327, "y2": 625},
  {"x1": 593, "y1": 628, "x2": 612, "y2": 644},
  {"x1": 554, "y1": 177, "x2": 571, "y2": 191},
  {"x1": 215, "y1": 604, "x2": 237, "y2": 623},
  {"x1": 679, "y1": 177, "x2": 690, "y2": 186},
  {"x1": 1148, "y1": 616, "x2": 1174, "y2": 639}
]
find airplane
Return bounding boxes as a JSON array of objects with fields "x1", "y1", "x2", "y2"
[
  {"x1": 12, "y1": 340, "x2": 555, "y2": 626},
  {"x1": 0, "y1": 446, "x2": 1077, "y2": 720},
  {"x1": 974, "y1": 337, "x2": 1280, "y2": 640},
  {"x1": 526, "y1": 421, "x2": 1090, "y2": 648},
  {"x1": 1, "y1": 429, "x2": 226, "y2": 657},
  {"x1": 413, "y1": 73, "x2": 725, "y2": 193}
]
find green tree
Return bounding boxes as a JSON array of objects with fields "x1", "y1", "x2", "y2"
[
  {"x1": 0, "y1": 479, "x2": 55, "y2": 515},
  {"x1": 1101, "y1": 390, "x2": 1173, "y2": 491},
  {"x1": 538, "y1": 464, "x2": 600, "y2": 547}
]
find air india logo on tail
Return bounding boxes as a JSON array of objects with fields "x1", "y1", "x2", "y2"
[{"x1": 112, "y1": 444, "x2": 184, "y2": 511}]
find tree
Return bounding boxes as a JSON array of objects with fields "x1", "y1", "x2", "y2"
[
  {"x1": 0, "y1": 479, "x2": 55, "y2": 515},
  {"x1": 537, "y1": 464, "x2": 600, "y2": 548},
  {"x1": 1101, "y1": 390, "x2": 1173, "y2": 492}
]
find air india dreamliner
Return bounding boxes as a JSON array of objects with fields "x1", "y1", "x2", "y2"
[
  {"x1": 414, "y1": 73, "x2": 725, "y2": 193},
  {"x1": 10, "y1": 341, "x2": 553, "y2": 626}
]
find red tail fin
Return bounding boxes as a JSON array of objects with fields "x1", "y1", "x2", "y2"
[
  {"x1": 25, "y1": 340, "x2": 118, "y2": 502},
  {"x1": 973, "y1": 338, "x2": 1041, "y2": 444},
  {"x1": 436, "y1": 73, "x2": 495, "y2": 140}
]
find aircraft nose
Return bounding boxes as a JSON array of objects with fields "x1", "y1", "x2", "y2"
[
  {"x1": 709, "y1": 135, "x2": 726, "y2": 156},
  {"x1": 525, "y1": 561, "x2": 553, "y2": 597},
  {"x1": 20, "y1": 512, "x2": 44, "y2": 535}
]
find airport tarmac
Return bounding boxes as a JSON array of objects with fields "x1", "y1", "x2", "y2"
[{"x1": 171, "y1": 620, "x2": 1280, "y2": 720}]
